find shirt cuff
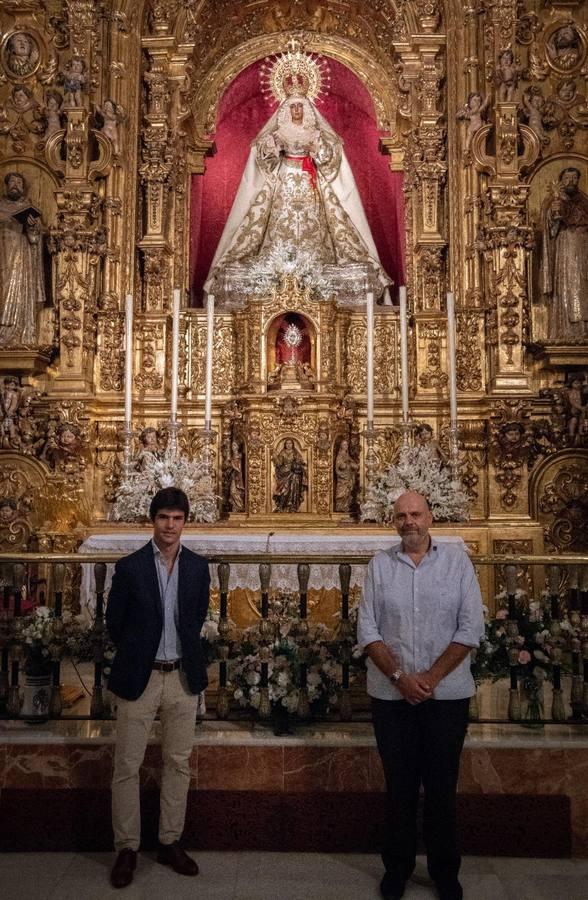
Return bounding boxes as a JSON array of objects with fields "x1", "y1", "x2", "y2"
[
  {"x1": 357, "y1": 630, "x2": 384, "y2": 652},
  {"x1": 452, "y1": 629, "x2": 481, "y2": 648}
]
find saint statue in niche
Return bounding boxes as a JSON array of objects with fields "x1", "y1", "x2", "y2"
[
  {"x1": 272, "y1": 438, "x2": 308, "y2": 512},
  {"x1": 540, "y1": 167, "x2": 588, "y2": 341},
  {"x1": 205, "y1": 41, "x2": 391, "y2": 307},
  {"x1": 0, "y1": 172, "x2": 47, "y2": 347}
]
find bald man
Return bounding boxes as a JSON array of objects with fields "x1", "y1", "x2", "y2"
[{"x1": 358, "y1": 491, "x2": 484, "y2": 900}]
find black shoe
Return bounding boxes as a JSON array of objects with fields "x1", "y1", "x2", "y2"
[
  {"x1": 157, "y1": 841, "x2": 199, "y2": 876},
  {"x1": 435, "y1": 878, "x2": 463, "y2": 900},
  {"x1": 380, "y1": 872, "x2": 406, "y2": 900},
  {"x1": 110, "y1": 849, "x2": 137, "y2": 889}
]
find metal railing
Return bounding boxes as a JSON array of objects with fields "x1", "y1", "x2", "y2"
[{"x1": 1, "y1": 551, "x2": 587, "y2": 726}]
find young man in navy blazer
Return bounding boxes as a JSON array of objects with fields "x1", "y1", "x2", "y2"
[{"x1": 106, "y1": 487, "x2": 210, "y2": 889}]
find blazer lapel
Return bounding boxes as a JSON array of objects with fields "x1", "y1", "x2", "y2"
[
  {"x1": 177, "y1": 547, "x2": 188, "y2": 615},
  {"x1": 142, "y1": 541, "x2": 163, "y2": 624}
]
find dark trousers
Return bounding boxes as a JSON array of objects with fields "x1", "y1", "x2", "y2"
[{"x1": 371, "y1": 696, "x2": 470, "y2": 885}]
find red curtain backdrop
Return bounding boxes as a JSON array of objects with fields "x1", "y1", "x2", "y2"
[{"x1": 189, "y1": 58, "x2": 405, "y2": 306}]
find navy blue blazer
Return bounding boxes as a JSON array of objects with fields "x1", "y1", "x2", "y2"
[{"x1": 106, "y1": 541, "x2": 210, "y2": 701}]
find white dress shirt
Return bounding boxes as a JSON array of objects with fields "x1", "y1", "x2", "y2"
[
  {"x1": 152, "y1": 539, "x2": 182, "y2": 662},
  {"x1": 357, "y1": 539, "x2": 484, "y2": 701}
]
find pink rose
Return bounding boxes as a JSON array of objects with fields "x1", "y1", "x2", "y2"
[
  {"x1": 495, "y1": 609, "x2": 508, "y2": 620},
  {"x1": 518, "y1": 650, "x2": 531, "y2": 664}
]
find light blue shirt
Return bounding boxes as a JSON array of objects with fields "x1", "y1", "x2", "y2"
[
  {"x1": 357, "y1": 539, "x2": 484, "y2": 701},
  {"x1": 152, "y1": 539, "x2": 182, "y2": 662}
]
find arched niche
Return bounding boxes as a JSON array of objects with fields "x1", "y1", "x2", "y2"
[
  {"x1": 266, "y1": 311, "x2": 317, "y2": 391},
  {"x1": 188, "y1": 54, "x2": 406, "y2": 305},
  {"x1": 529, "y1": 448, "x2": 588, "y2": 552}
]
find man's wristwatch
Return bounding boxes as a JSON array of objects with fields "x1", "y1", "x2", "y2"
[{"x1": 390, "y1": 669, "x2": 404, "y2": 683}]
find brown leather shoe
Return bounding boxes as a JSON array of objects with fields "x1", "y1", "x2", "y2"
[
  {"x1": 110, "y1": 849, "x2": 137, "y2": 888},
  {"x1": 157, "y1": 841, "x2": 199, "y2": 876}
]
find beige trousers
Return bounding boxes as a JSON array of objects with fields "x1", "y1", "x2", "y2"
[{"x1": 112, "y1": 669, "x2": 198, "y2": 851}]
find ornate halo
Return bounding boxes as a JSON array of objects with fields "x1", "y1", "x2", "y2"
[{"x1": 261, "y1": 37, "x2": 330, "y2": 105}]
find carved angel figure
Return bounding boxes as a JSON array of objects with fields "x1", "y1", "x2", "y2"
[
  {"x1": 61, "y1": 57, "x2": 87, "y2": 107},
  {"x1": 520, "y1": 89, "x2": 550, "y2": 145},
  {"x1": 562, "y1": 373, "x2": 588, "y2": 444},
  {"x1": 457, "y1": 92, "x2": 490, "y2": 154},
  {"x1": 43, "y1": 90, "x2": 64, "y2": 139},
  {"x1": 0, "y1": 376, "x2": 21, "y2": 449},
  {"x1": 494, "y1": 49, "x2": 524, "y2": 103},
  {"x1": 96, "y1": 99, "x2": 123, "y2": 155}
]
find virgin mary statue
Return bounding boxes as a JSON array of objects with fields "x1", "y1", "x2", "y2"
[{"x1": 205, "y1": 64, "x2": 391, "y2": 307}]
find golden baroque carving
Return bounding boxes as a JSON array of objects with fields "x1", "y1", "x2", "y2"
[
  {"x1": 183, "y1": 18, "x2": 403, "y2": 139},
  {"x1": 345, "y1": 320, "x2": 367, "y2": 393},
  {"x1": 134, "y1": 321, "x2": 164, "y2": 391},
  {"x1": 536, "y1": 454, "x2": 588, "y2": 553},
  {"x1": 97, "y1": 293, "x2": 124, "y2": 392},
  {"x1": 418, "y1": 320, "x2": 448, "y2": 390},
  {"x1": 456, "y1": 312, "x2": 483, "y2": 392},
  {"x1": 490, "y1": 401, "x2": 533, "y2": 509}
]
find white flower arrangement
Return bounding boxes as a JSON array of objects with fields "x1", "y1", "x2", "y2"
[
  {"x1": 229, "y1": 593, "x2": 341, "y2": 716},
  {"x1": 112, "y1": 448, "x2": 219, "y2": 523},
  {"x1": 361, "y1": 445, "x2": 470, "y2": 523},
  {"x1": 246, "y1": 241, "x2": 333, "y2": 300}
]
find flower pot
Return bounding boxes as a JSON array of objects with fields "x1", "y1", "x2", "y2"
[
  {"x1": 22, "y1": 672, "x2": 51, "y2": 721},
  {"x1": 520, "y1": 679, "x2": 544, "y2": 728}
]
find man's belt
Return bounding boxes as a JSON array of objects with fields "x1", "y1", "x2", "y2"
[{"x1": 153, "y1": 659, "x2": 181, "y2": 672}]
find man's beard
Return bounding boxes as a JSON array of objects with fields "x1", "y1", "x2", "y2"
[
  {"x1": 6, "y1": 187, "x2": 23, "y2": 201},
  {"x1": 400, "y1": 528, "x2": 427, "y2": 549}
]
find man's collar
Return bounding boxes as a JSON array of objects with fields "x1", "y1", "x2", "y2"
[
  {"x1": 392, "y1": 536, "x2": 438, "y2": 557},
  {"x1": 151, "y1": 537, "x2": 182, "y2": 557}
]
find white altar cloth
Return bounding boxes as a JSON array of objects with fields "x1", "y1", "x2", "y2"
[{"x1": 78, "y1": 532, "x2": 465, "y2": 612}]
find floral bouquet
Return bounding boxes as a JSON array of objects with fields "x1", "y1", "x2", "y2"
[
  {"x1": 112, "y1": 448, "x2": 218, "y2": 523},
  {"x1": 229, "y1": 592, "x2": 341, "y2": 717},
  {"x1": 471, "y1": 590, "x2": 573, "y2": 710},
  {"x1": 63, "y1": 618, "x2": 116, "y2": 679},
  {"x1": 361, "y1": 444, "x2": 470, "y2": 523},
  {"x1": 20, "y1": 607, "x2": 90, "y2": 675}
]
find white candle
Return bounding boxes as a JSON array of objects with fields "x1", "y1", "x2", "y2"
[
  {"x1": 446, "y1": 291, "x2": 458, "y2": 426},
  {"x1": 204, "y1": 293, "x2": 215, "y2": 430},
  {"x1": 170, "y1": 288, "x2": 180, "y2": 423},
  {"x1": 124, "y1": 293, "x2": 133, "y2": 428},
  {"x1": 399, "y1": 286, "x2": 409, "y2": 425},
  {"x1": 366, "y1": 291, "x2": 374, "y2": 427}
]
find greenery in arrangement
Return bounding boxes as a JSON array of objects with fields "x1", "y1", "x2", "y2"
[
  {"x1": 201, "y1": 593, "x2": 366, "y2": 717},
  {"x1": 19, "y1": 606, "x2": 115, "y2": 677},
  {"x1": 16, "y1": 587, "x2": 578, "y2": 725},
  {"x1": 471, "y1": 590, "x2": 573, "y2": 716}
]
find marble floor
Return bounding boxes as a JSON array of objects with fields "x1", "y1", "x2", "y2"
[{"x1": 1, "y1": 852, "x2": 587, "y2": 900}]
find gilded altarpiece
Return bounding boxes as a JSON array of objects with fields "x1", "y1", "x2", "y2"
[{"x1": 0, "y1": 0, "x2": 585, "y2": 559}]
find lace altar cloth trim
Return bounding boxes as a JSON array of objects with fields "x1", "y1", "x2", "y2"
[{"x1": 78, "y1": 533, "x2": 464, "y2": 612}]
